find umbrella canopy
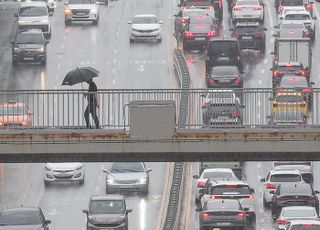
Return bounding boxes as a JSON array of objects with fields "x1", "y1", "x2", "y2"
[{"x1": 62, "y1": 67, "x2": 99, "y2": 86}]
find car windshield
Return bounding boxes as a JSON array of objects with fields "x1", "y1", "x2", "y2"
[
  {"x1": 89, "y1": 200, "x2": 124, "y2": 214},
  {"x1": 19, "y1": 6, "x2": 47, "y2": 17},
  {"x1": 189, "y1": 24, "x2": 211, "y2": 32},
  {"x1": 183, "y1": 10, "x2": 206, "y2": 17},
  {"x1": 235, "y1": 26, "x2": 260, "y2": 33},
  {"x1": 68, "y1": 0, "x2": 94, "y2": 4},
  {"x1": 277, "y1": 65, "x2": 301, "y2": 72},
  {"x1": 110, "y1": 162, "x2": 144, "y2": 173},
  {"x1": 281, "y1": 23, "x2": 304, "y2": 29},
  {"x1": 208, "y1": 41, "x2": 239, "y2": 57},
  {"x1": 0, "y1": 106, "x2": 26, "y2": 115},
  {"x1": 0, "y1": 210, "x2": 42, "y2": 225},
  {"x1": 285, "y1": 14, "x2": 311, "y2": 20},
  {"x1": 206, "y1": 200, "x2": 240, "y2": 210},
  {"x1": 283, "y1": 209, "x2": 316, "y2": 217},
  {"x1": 290, "y1": 225, "x2": 320, "y2": 230},
  {"x1": 211, "y1": 185, "x2": 251, "y2": 195},
  {"x1": 211, "y1": 66, "x2": 239, "y2": 76},
  {"x1": 281, "y1": 185, "x2": 312, "y2": 194},
  {"x1": 276, "y1": 95, "x2": 304, "y2": 102},
  {"x1": 270, "y1": 174, "x2": 302, "y2": 182},
  {"x1": 236, "y1": 0, "x2": 259, "y2": 5},
  {"x1": 133, "y1": 16, "x2": 158, "y2": 24},
  {"x1": 203, "y1": 171, "x2": 234, "y2": 179},
  {"x1": 282, "y1": 0, "x2": 303, "y2": 5},
  {"x1": 15, "y1": 34, "x2": 43, "y2": 44}
]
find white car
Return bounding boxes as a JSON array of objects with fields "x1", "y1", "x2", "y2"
[
  {"x1": 15, "y1": 1, "x2": 51, "y2": 37},
  {"x1": 276, "y1": 206, "x2": 319, "y2": 230},
  {"x1": 64, "y1": 0, "x2": 99, "y2": 25},
  {"x1": 277, "y1": 6, "x2": 305, "y2": 24},
  {"x1": 285, "y1": 220, "x2": 320, "y2": 230},
  {"x1": 232, "y1": 0, "x2": 264, "y2": 23},
  {"x1": 260, "y1": 169, "x2": 305, "y2": 208},
  {"x1": 193, "y1": 168, "x2": 237, "y2": 204},
  {"x1": 273, "y1": 161, "x2": 313, "y2": 183},
  {"x1": 128, "y1": 14, "x2": 163, "y2": 43},
  {"x1": 44, "y1": 162, "x2": 85, "y2": 185},
  {"x1": 281, "y1": 10, "x2": 316, "y2": 39}
]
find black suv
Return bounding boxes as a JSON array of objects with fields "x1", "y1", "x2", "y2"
[
  {"x1": 0, "y1": 206, "x2": 51, "y2": 229},
  {"x1": 197, "y1": 199, "x2": 249, "y2": 230},
  {"x1": 230, "y1": 21, "x2": 267, "y2": 53},
  {"x1": 82, "y1": 194, "x2": 133, "y2": 230},
  {"x1": 205, "y1": 37, "x2": 243, "y2": 74},
  {"x1": 11, "y1": 29, "x2": 48, "y2": 65},
  {"x1": 199, "y1": 178, "x2": 256, "y2": 224},
  {"x1": 271, "y1": 183, "x2": 320, "y2": 219}
]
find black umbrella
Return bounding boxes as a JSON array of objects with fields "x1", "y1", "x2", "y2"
[{"x1": 62, "y1": 67, "x2": 99, "y2": 86}]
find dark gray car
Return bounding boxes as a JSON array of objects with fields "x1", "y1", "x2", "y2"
[{"x1": 82, "y1": 195, "x2": 132, "y2": 230}]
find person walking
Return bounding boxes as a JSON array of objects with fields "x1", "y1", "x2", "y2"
[{"x1": 84, "y1": 79, "x2": 100, "y2": 129}]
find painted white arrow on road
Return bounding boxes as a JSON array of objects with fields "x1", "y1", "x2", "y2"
[{"x1": 137, "y1": 65, "x2": 146, "y2": 72}]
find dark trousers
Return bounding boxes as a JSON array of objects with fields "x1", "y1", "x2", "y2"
[{"x1": 84, "y1": 103, "x2": 99, "y2": 128}]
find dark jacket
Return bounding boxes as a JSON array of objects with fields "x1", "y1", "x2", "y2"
[{"x1": 87, "y1": 81, "x2": 97, "y2": 105}]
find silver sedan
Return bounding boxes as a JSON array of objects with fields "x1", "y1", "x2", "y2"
[{"x1": 232, "y1": 0, "x2": 264, "y2": 23}]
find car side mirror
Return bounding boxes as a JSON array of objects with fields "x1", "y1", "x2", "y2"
[
  {"x1": 311, "y1": 82, "x2": 315, "y2": 85},
  {"x1": 264, "y1": 28, "x2": 267, "y2": 31},
  {"x1": 28, "y1": 112, "x2": 33, "y2": 115},
  {"x1": 260, "y1": 178, "x2": 266, "y2": 182},
  {"x1": 145, "y1": 168, "x2": 152, "y2": 173},
  {"x1": 10, "y1": 41, "x2": 14, "y2": 45},
  {"x1": 270, "y1": 67, "x2": 274, "y2": 71},
  {"x1": 250, "y1": 188, "x2": 255, "y2": 193},
  {"x1": 314, "y1": 17, "x2": 317, "y2": 19},
  {"x1": 266, "y1": 115, "x2": 271, "y2": 119},
  {"x1": 127, "y1": 20, "x2": 132, "y2": 24},
  {"x1": 274, "y1": 25, "x2": 279, "y2": 28},
  {"x1": 199, "y1": 188, "x2": 204, "y2": 194},
  {"x1": 159, "y1": 20, "x2": 164, "y2": 24},
  {"x1": 64, "y1": 2, "x2": 68, "y2": 6},
  {"x1": 173, "y1": 14, "x2": 178, "y2": 17},
  {"x1": 82, "y1": 209, "x2": 88, "y2": 214},
  {"x1": 193, "y1": 175, "x2": 199, "y2": 179},
  {"x1": 126, "y1": 209, "x2": 133, "y2": 213},
  {"x1": 243, "y1": 208, "x2": 249, "y2": 212},
  {"x1": 14, "y1": 13, "x2": 18, "y2": 18},
  {"x1": 272, "y1": 34, "x2": 278, "y2": 37},
  {"x1": 45, "y1": 41, "x2": 50, "y2": 44},
  {"x1": 270, "y1": 52, "x2": 275, "y2": 55},
  {"x1": 45, "y1": 220, "x2": 51, "y2": 225},
  {"x1": 241, "y1": 105, "x2": 245, "y2": 108},
  {"x1": 102, "y1": 169, "x2": 110, "y2": 174},
  {"x1": 195, "y1": 207, "x2": 202, "y2": 212},
  {"x1": 279, "y1": 17, "x2": 283, "y2": 20},
  {"x1": 229, "y1": 28, "x2": 233, "y2": 31},
  {"x1": 177, "y1": 4, "x2": 181, "y2": 7},
  {"x1": 270, "y1": 191, "x2": 275, "y2": 194}
]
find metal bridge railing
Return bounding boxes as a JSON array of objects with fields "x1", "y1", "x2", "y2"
[{"x1": 0, "y1": 88, "x2": 319, "y2": 130}]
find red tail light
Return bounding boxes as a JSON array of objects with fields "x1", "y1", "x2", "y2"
[
  {"x1": 253, "y1": 32, "x2": 263, "y2": 38},
  {"x1": 278, "y1": 5, "x2": 283, "y2": 12},
  {"x1": 238, "y1": 212, "x2": 246, "y2": 217},
  {"x1": 303, "y1": 88, "x2": 312, "y2": 93},
  {"x1": 248, "y1": 194, "x2": 254, "y2": 199},
  {"x1": 277, "y1": 88, "x2": 284, "y2": 92},
  {"x1": 208, "y1": 78, "x2": 216, "y2": 85},
  {"x1": 297, "y1": 70, "x2": 309, "y2": 76},
  {"x1": 253, "y1": 6, "x2": 262, "y2": 10},
  {"x1": 272, "y1": 71, "x2": 283, "y2": 77},
  {"x1": 203, "y1": 212, "x2": 209, "y2": 218},
  {"x1": 197, "y1": 180, "x2": 206, "y2": 188},
  {"x1": 305, "y1": 3, "x2": 313, "y2": 10},
  {"x1": 231, "y1": 31, "x2": 240, "y2": 38},
  {"x1": 303, "y1": 224, "x2": 314, "y2": 226},
  {"x1": 234, "y1": 77, "x2": 241, "y2": 84},
  {"x1": 234, "y1": 6, "x2": 243, "y2": 11},
  {"x1": 207, "y1": 31, "x2": 215, "y2": 38},
  {"x1": 300, "y1": 104, "x2": 305, "y2": 108},
  {"x1": 232, "y1": 111, "x2": 240, "y2": 117},
  {"x1": 265, "y1": 183, "x2": 277, "y2": 189},
  {"x1": 276, "y1": 219, "x2": 289, "y2": 225},
  {"x1": 184, "y1": 31, "x2": 194, "y2": 38}
]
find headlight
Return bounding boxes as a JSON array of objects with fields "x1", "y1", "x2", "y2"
[
  {"x1": 140, "y1": 178, "x2": 147, "y2": 184},
  {"x1": 14, "y1": 48, "x2": 23, "y2": 53},
  {"x1": 45, "y1": 166, "x2": 52, "y2": 171},
  {"x1": 88, "y1": 215, "x2": 95, "y2": 222},
  {"x1": 75, "y1": 165, "x2": 83, "y2": 170},
  {"x1": 37, "y1": 47, "x2": 45, "y2": 53},
  {"x1": 64, "y1": 8, "x2": 72, "y2": 15},
  {"x1": 90, "y1": 8, "x2": 97, "y2": 14},
  {"x1": 107, "y1": 178, "x2": 115, "y2": 184},
  {"x1": 0, "y1": 122, "x2": 3, "y2": 126}
]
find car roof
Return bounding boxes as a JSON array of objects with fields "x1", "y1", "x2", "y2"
[
  {"x1": 203, "y1": 168, "x2": 234, "y2": 173},
  {"x1": 235, "y1": 21, "x2": 261, "y2": 27},
  {"x1": 133, "y1": 14, "x2": 157, "y2": 18},
  {"x1": 20, "y1": 1, "x2": 47, "y2": 7},
  {"x1": 17, "y1": 28, "x2": 44, "y2": 35},
  {"x1": 90, "y1": 194, "x2": 124, "y2": 201},
  {"x1": 282, "y1": 206, "x2": 316, "y2": 211},
  {"x1": 208, "y1": 178, "x2": 248, "y2": 185},
  {"x1": 2, "y1": 206, "x2": 40, "y2": 212}
]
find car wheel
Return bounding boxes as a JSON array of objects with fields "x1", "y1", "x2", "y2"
[
  {"x1": 142, "y1": 185, "x2": 149, "y2": 196},
  {"x1": 195, "y1": 197, "x2": 200, "y2": 205},
  {"x1": 79, "y1": 177, "x2": 84, "y2": 185},
  {"x1": 157, "y1": 37, "x2": 162, "y2": 43},
  {"x1": 65, "y1": 18, "x2": 71, "y2": 26},
  {"x1": 105, "y1": 0, "x2": 108, "y2": 5},
  {"x1": 130, "y1": 38, "x2": 134, "y2": 43},
  {"x1": 93, "y1": 19, "x2": 98, "y2": 25},
  {"x1": 12, "y1": 59, "x2": 17, "y2": 66},
  {"x1": 41, "y1": 58, "x2": 46, "y2": 65}
]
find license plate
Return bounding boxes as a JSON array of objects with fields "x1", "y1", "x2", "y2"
[
  {"x1": 195, "y1": 37, "x2": 205, "y2": 40},
  {"x1": 243, "y1": 14, "x2": 252, "y2": 18},
  {"x1": 24, "y1": 57, "x2": 34, "y2": 60},
  {"x1": 219, "y1": 79, "x2": 230, "y2": 83},
  {"x1": 216, "y1": 222, "x2": 231, "y2": 226},
  {"x1": 77, "y1": 12, "x2": 85, "y2": 15},
  {"x1": 242, "y1": 36, "x2": 252, "y2": 39}
]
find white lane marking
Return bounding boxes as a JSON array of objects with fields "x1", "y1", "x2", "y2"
[
  {"x1": 94, "y1": 186, "x2": 99, "y2": 192},
  {"x1": 257, "y1": 162, "x2": 261, "y2": 168},
  {"x1": 98, "y1": 175, "x2": 102, "y2": 181},
  {"x1": 112, "y1": 68, "x2": 116, "y2": 75},
  {"x1": 260, "y1": 69, "x2": 265, "y2": 74},
  {"x1": 264, "y1": 59, "x2": 268, "y2": 64},
  {"x1": 257, "y1": 101, "x2": 261, "y2": 107},
  {"x1": 259, "y1": 208, "x2": 264, "y2": 214},
  {"x1": 55, "y1": 75, "x2": 59, "y2": 80},
  {"x1": 63, "y1": 36, "x2": 67, "y2": 40},
  {"x1": 113, "y1": 59, "x2": 117, "y2": 64},
  {"x1": 258, "y1": 80, "x2": 263, "y2": 85},
  {"x1": 114, "y1": 49, "x2": 118, "y2": 54},
  {"x1": 61, "y1": 45, "x2": 64, "y2": 49},
  {"x1": 86, "y1": 61, "x2": 90, "y2": 65},
  {"x1": 112, "y1": 79, "x2": 116, "y2": 85},
  {"x1": 116, "y1": 31, "x2": 120, "y2": 37},
  {"x1": 59, "y1": 54, "x2": 63, "y2": 59},
  {"x1": 161, "y1": 60, "x2": 166, "y2": 64},
  {"x1": 57, "y1": 64, "x2": 61, "y2": 69}
]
